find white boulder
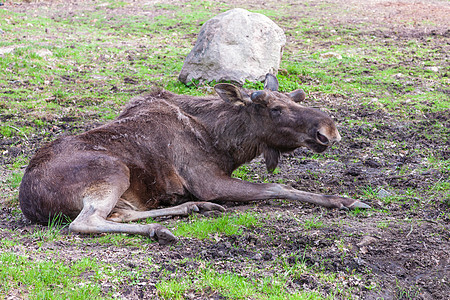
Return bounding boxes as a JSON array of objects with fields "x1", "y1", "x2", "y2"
[{"x1": 179, "y1": 8, "x2": 286, "y2": 85}]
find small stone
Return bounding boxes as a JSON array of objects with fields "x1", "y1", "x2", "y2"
[
  {"x1": 252, "y1": 253, "x2": 263, "y2": 260},
  {"x1": 36, "y1": 49, "x2": 53, "y2": 58},
  {"x1": 424, "y1": 66, "x2": 439, "y2": 72},
  {"x1": 91, "y1": 74, "x2": 109, "y2": 80},
  {"x1": 354, "y1": 257, "x2": 366, "y2": 266},
  {"x1": 393, "y1": 73, "x2": 405, "y2": 79},
  {"x1": 357, "y1": 236, "x2": 378, "y2": 247},
  {"x1": 377, "y1": 188, "x2": 392, "y2": 198},
  {"x1": 262, "y1": 251, "x2": 273, "y2": 261},
  {"x1": 320, "y1": 52, "x2": 342, "y2": 59},
  {"x1": 364, "y1": 159, "x2": 381, "y2": 168},
  {"x1": 345, "y1": 167, "x2": 361, "y2": 176},
  {"x1": 0, "y1": 46, "x2": 15, "y2": 55}
]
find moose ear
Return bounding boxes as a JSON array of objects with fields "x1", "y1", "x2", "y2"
[
  {"x1": 288, "y1": 89, "x2": 306, "y2": 103},
  {"x1": 264, "y1": 73, "x2": 279, "y2": 91},
  {"x1": 214, "y1": 83, "x2": 251, "y2": 106}
]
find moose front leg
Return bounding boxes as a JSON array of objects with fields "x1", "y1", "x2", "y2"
[
  {"x1": 192, "y1": 177, "x2": 370, "y2": 209},
  {"x1": 264, "y1": 184, "x2": 371, "y2": 209}
]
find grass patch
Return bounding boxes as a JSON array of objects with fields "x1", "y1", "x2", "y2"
[
  {"x1": 300, "y1": 215, "x2": 325, "y2": 230},
  {"x1": 157, "y1": 264, "x2": 326, "y2": 300},
  {"x1": 5, "y1": 171, "x2": 23, "y2": 189},
  {"x1": 0, "y1": 253, "x2": 111, "y2": 299},
  {"x1": 232, "y1": 164, "x2": 256, "y2": 182},
  {"x1": 174, "y1": 212, "x2": 260, "y2": 239},
  {"x1": 30, "y1": 213, "x2": 71, "y2": 245}
]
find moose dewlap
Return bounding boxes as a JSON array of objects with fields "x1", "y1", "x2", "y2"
[{"x1": 19, "y1": 74, "x2": 369, "y2": 245}]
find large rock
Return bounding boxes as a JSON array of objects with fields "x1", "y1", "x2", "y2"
[{"x1": 179, "y1": 8, "x2": 286, "y2": 85}]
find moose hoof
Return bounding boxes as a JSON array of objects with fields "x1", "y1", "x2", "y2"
[
  {"x1": 182, "y1": 201, "x2": 226, "y2": 216},
  {"x1": 328, "y1": 195, "x2": 371, "y2": 210},
  {"x1": 149, "y1": 225, "x2": 178, "y2": 245},
  {"x1": 196, "y1": 202, "x2": 226, "y2": 214}
]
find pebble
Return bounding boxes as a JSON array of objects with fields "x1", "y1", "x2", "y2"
[
  {"x1": 320, "y1": 52, "x2": 342, "y2": 59},
  {"x1": 357, "y1": 236, "x2": 378, "y2": 247},
  {"x1": 0, "y1": 46, "x2": 15, "y2": 55},
  {"x1": 252, "y1": 253, "x2": 262, "y2": 260},
  {"x1": 424, "y1": 66, "x2": 439, "y2": 72},
  {"x1": 36, "y1": 49, "x2": 53, "y2": 58},
  {"x1": 262, "y1": 251, "x2": 273, "y2": 261},
  {"x1": 377, "y1": 188, "x2": 392, "y2": 198}
]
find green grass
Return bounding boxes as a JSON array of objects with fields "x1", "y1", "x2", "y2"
[
  {"x1": 0, "y1": 238, "x2": 18, "y2": 249},
  {"x1": 6, "y1": 171, "x2": 23, "y2": 189},
  {"x1": 0, "y1": 2, "x2": 230, "y2": 154},
  {"x1": 155, "y1": 254, "x2": 363, "y2": 299},
  {"x1": 174, "y1": 212, "x2": 260, "y2": 239},
  {"x1": 376, "y1": 220, "x2": 391, "y2": 229},
  {"x1": 156, "y1": 263, "x2": 327, "y2": 300},
  {"x1": 232, "y1": 164, "x2": 282, "y2": 183},
  {"x1": 87, "y1": 232, "x2": 154, "y2": 248},
  {"x1": 0, "y1": 253, "x2": 110, "y2": 299},
  {"x1": 232, "y1": 164, "x2": 256, "y2": 182},
  {"x1": 30, "y1": 213, "x2": 71, "y2": 246},
  {"x1": 300, "y1": 215, "x2": 325, "y2": 230},
  {"x1": 1, "y1": 0, "x2": 449, "y2": 298}
]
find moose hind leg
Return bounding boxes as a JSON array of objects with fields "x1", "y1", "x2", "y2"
[
  {"x1": 108, "y1": 201, "x2": 226, "y2": 223},
  {"x1": 68, "y1": 183, "x2": 177, "y2": 245}
]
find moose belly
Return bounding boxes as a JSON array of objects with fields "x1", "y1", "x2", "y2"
[{"x1": 122, "y1": 167, "x2": 188, "y2": 210}]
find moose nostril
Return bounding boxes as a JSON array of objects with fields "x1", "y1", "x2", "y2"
[{"x1": 317, "y1": 131, "x2": 329, "y2": 145}]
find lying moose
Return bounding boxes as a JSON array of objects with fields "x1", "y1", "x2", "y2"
[{"x1": 19, "y1": 74, "x2": 369, "y2": 244}]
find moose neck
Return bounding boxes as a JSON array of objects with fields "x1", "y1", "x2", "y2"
[{"x1": 171, "y1": 94, "x2": 266, "y2": 170}]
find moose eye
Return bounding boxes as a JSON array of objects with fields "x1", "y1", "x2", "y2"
[
  {"x1": 316, "y1": 131, "x2": 329, "y2": 144},
  {"x1": 270, "y1": 107, "x2": 282, "y2": 116}
]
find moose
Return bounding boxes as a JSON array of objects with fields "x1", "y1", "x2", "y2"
[{"x1": 19, "y1": 74, "x2": 370, "y2": 245}]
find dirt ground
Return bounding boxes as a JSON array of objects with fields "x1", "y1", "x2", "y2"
[{"x1": 1, "y1": 0, "x2": 449, "y2": 299}]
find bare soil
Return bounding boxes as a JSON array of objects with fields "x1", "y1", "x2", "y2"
[{"x1": 1, "y1": 0, "x2": 449, "y2": 299}]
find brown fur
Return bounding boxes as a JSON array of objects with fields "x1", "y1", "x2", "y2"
[{"x1": 19, "y1": 74, "x2": 368, "y2": 244}]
